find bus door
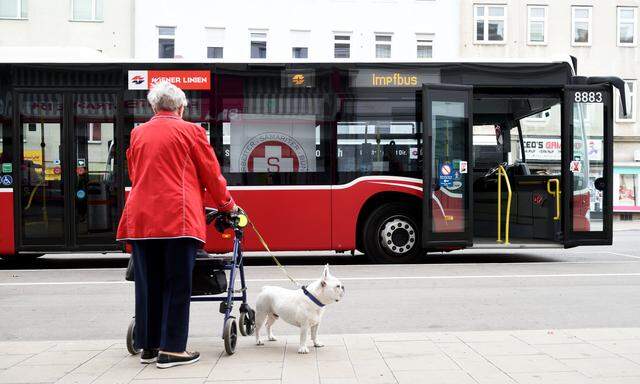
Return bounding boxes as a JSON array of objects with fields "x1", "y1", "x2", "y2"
[
  {"x1": 422, "y1": 84, "x2": 473, "y2": 249},
  {"x1": 562, "y1": 85, "x2": 613, "y2": 246},
  {"x1": 16, "y1": 91, "x2": 120, "y2": 252}
]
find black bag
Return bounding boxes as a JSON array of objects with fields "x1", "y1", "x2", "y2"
[
  {"x1": 125, "y1": 255, "x2": 135, "y2": 282},
  {"x1": 192, "y1": 265, "x2": 227, "y2": 295}
]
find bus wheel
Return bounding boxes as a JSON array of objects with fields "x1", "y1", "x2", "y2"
[{"x1": 362, "y1": 203, "x2": 421, "y2": 264}]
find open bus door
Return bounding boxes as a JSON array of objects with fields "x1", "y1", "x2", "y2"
[
  {"x1": 422, "y1": 84, "x2": 473, "y2": 249},
  {"x1": 562, "y1": 85, "x2": 614, "y2": 247}
]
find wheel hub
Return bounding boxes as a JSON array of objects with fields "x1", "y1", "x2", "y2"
[{"x1": 380, "y1": 217, "x2": 416, "y2": 254}]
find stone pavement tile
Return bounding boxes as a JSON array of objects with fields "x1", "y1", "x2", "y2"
[
  {"x1": 456, "y1": 331, "x2": 519, "y2": 343},
  {"x1": 466, "y1": 340, "x2": 542, "y2": 356},
  {"x1": 320, "y1": 379, "x2": 359, "y2": 384},
  {"x1": 372, "y1": 333, "x2": 430, "y2": 342},
  {"x1": 435, "y1": 342, "x2": 485, "y2": 361},
  {"x1": 376, "y1": 340, "x2": 441, "y2": 357},
  {"x1": 534, "y1": 343, "x2": 616, "y2": 359},
  {"x1": 228, "y1": 345, "x2": 284, "y2": 362},
  {"x1": 132, "y1": 379, "x2": 205, "y2": 384},
  {"x1": 55, "y1": 372, "x2": 103, "y2": 384},
  {"x1": 559, "y1": 357, "x2": 640, "y2": 378},
  {"x1": 49, "y1": 340, "x2": 119, "y2": 352},
  {"x1": 91, "y1": 354, "x2": 146, "y2": 384},
  {"x1": 281, "y1": 334, "x2": 343, "y2": 347},
  {"x1": 588, "y1": 377, "x2": 640, "y2": 384},
  {"x1": 343, "y1": 334, "x2": 376, "y2": 350},
  {"x1": 385, "y1": 354, "x2": 460, "y2": 371},
  {"x1": 591, "y1": 340, "x2": 640, "y2": 355},
  {"x1": 135, "y1": 352, "x2": 218, "y2": 380},
  {"x1": 346, "y1": 347, "x2": 384, "y2": 363},
  {"x1": 281, "y1": 343, "x2": 318, "y2": 384},
  {"x1": 394, "y1": 369, "x2": 477, "y2": 384},
  {"x1": 206, "y1": 381, "x2": 280, "y2": 384},
  {"x1": 318, "y1": 360, "x2": 355, "y2": 379},
  {"x1": 621, "y1": 354, "x2": 640, "y2": 364},
  {"x1": 566, "y1": 329, "x2": 634, "y2": 342},
  {"x1": 488, "y1": 355, "x2": 572, "y2": 374},
  {"x1": 54, "y1": 349, "x2": 128, "y2": 384},
  {"x1": 513, "y1": 330, "x2": 582, "y2": 345},
  {"x1": 0, "y1": 341, "x2": 55, "y2": 355},
  {"x1": 209, "y1": 360, "x2": 283, "y2": 381},
  {"x1": 316, "y1": 345, "x2": 350, "y2": 361},
  {"x1": 0, "y1": 354, "x2": 31, "y2": 369},
  {"x1": 510, "y1": 371, "x2": 591, "y2": 384},
  {"x1": 452, "y1": 358, "x2": 516, "y2": 384},
  {"x1": 21, "y1": 350, "x2": 101, "y2": 366},
  {"x1": 426, "y1": 332, "x2": 462, "y2": 343},
  {"x1": 0, "y1": 363, "x2": 76, "y2": 383},
  {"x1": 351, "y1": 360, "x2": 396, "y2": 384}
]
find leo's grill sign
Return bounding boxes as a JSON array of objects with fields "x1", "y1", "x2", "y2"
[{"x1": 523, "y1": 138, "x2": 602, "y2": 161}]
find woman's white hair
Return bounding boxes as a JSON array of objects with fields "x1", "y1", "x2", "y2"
[{"x1": 147, "y1": 81, "x2": 188, "y2": 112}]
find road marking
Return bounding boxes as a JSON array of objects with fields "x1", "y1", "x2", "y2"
[
  {"x1": 606, "y1": 251, "x2": 640, "y2": 260},
  {"x1": 2, "y1": 272, "x2": 640, "y2": 287}
]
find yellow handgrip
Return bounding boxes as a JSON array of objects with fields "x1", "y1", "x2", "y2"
[
  {"x1": 546, "y1": 179, "x2": 561, "y2": 221},
  {"x1": 237, "y1": 214, "x2": 249, "y2": 228},
  {"x1": 496, "y1": 165, "x2": 512, "y2": 245}
]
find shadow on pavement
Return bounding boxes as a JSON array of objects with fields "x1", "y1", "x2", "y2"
[{"x1": 0, "y1": 252, "x2": 561, "y2": 270}]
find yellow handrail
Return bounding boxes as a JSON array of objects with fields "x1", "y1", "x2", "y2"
[
  {"x1": 496, "y1": 165, "x2": 513, "y2": 245},
  {"x1": 546, "y1": 179, "x2": 561, "y2": 221}
]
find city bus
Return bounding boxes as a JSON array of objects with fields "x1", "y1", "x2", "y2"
[{"x1": 0, "y1": 59, "x2": 629, "y2": 263}]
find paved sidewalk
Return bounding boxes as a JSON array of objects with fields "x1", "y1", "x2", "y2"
[{"x1": 1, "y1": 328, "x2": 639, "y2": 384}]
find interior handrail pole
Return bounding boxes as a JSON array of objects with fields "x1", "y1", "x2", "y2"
[{"x1": 497, "y1": 166, "x2": 502, "y2": 243}]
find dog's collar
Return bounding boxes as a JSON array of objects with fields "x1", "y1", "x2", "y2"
[{"x1": 302, "y1": 286, "x2": 325, "y2": 307}]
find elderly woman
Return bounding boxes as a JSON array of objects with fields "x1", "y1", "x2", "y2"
[{"x1": 117, "y1": 81, "x2": 236, "y2": 368}]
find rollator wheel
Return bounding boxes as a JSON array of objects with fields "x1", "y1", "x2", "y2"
[
  {"x1": 223, "y1": 317, "x2": 238, "y2": 355},
  {"x1": 126, "y1": 318, "x2": 141, "y2": 355},
  {"x1": 239, "y1": 310, "x2": 255, "y2": 336}
]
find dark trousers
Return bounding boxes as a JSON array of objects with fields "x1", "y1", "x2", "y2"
[{"x1": 131, "y1": 238, "x2": 198, "y2": 352}]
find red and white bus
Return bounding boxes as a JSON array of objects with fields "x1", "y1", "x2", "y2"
[{"x1": 0, "y1": 59, "x2": 628, "y2": 262}]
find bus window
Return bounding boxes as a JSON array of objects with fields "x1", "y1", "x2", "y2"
[
  {"x1": 516, "y1": 103, "x2": 562, "y2": 175},
  {"x1": 337, "y1": 96, "x2": 420, "y2": 184},
  {"x1": 0, "y1": 91, "x2": 11, "y2": 178}
]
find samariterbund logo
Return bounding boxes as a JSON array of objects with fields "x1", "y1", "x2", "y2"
[
  {"x1": 239, "y1": 133, "x2": 309, "y2": 173},
  {"x1": 127, "y1": 70, "x2": 211, "y2": 90}
]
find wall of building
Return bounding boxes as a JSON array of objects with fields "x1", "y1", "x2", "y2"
[
  {"x1": 134, "y1": 0, "x2": 460, "y2": 61},
  {"x1": 0, "y1": 0, "x2": 134, "y2": 58}
]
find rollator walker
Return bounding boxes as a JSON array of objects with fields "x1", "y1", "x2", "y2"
[{"x1": 126, "y1": 208, "x2": 256, "y2": 355}]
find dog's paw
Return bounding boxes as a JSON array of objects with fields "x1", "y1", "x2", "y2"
[
  {"x1": 256, "y1": 339, "x2": 264, "y2": 346},
  {"x1": 313, "y1": 341, "x2": 325, "y2": 348},
  {"x1": 297, "y1": 346, "x2": 309, "y2": 354},
  {"x1": 268, "y1": 335, "x2": 277, "y2": 341}
]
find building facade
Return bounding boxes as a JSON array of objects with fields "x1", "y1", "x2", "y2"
[
  {"x1": 134, "y1": 0, "x2": 460, "y2": 61},
  {"x1": 0, "y1": 0, "x2": 134, "y2": 58},
  {"x1": 460, "y1": 0, "x2": 640, "y2": 219}
]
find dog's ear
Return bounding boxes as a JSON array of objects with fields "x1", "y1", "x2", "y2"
[{"x1": 321, "y1": 264, "x2": 330, "y2": 286}]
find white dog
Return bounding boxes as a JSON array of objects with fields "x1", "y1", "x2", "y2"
[{"x1": 254, "y1": 264, "x2": 345, "y2": 354}]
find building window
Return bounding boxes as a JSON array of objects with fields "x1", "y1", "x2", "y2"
[
  {"x1": 416, "y1": 33, "x2": 434, "y2": 58},
  {"x1": 292, "y1": 47, "x2": 308, "y2": 59},
  {"x1": 71, "y1": 0, "x2": 102, "y2": 22},
  {"x1": 528, "y1": 5, "x2": 547, "y2": 44},
  {"x1": 375, "y1": 34, "x2": 392, "y2": 58},
  {"x1": 0, "y1": 0, "x2": 27, "y2": 19},
  {"x1": 572, "y1": 6, "x2": 592, "y2": 46},
  {"x1": 334, "y1": 34, "x2": 351, "y2": 58},
  {"x1": 618, "y1": 7, "x2": 637, "y2": 46},
  {"x1": 205, "y1": 27, "x2": 224, "y2": 59},
  {"x1": 474, "y1": 4, "x2": 506, "y2": 43},
  {"x1": 158, "y1": 26, "x2": 175, "y2": 59},
  {"x1": 291, "y1": 30, "x2": 310, "y2": 59},
  {"x1": 250, "y1": 31, "x2": 267, "y2": 59},
  {"x1": 618, "y1": 79, "x2": 636, "y2": 122}
]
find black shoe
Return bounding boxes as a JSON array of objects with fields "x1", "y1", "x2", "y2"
[
  {"x1": 156, "y1": 351, "x2": 200, "y2": 369},
  {"x1": 140, "y1": 349, "x2": 159, "y2": 364}
]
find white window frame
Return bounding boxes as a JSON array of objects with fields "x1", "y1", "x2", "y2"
[
  {"x1": 334, "y1": 33, "x2": 352, "y2": 59},
  {"x1": 374, "y1": 33, "x2": 392, "y2": 59},
  {"x1": 157, "y1": 26, "x2": 176, "y2": 59},
  {"x1": 249, "y1": 29, "x2": 268, "y2": 59},
  {"x1": 572, "y1": 6, "x2": 592, "y2": 47},
  {"x1": 0, "y1": 0, "x2": 27, "y2": 19},
  {"x1": 70, "y1": 0, "x2": 102, "y2": 22},
  {"x1": 205, "y1": 27, "x2": 225, "y2": 59},
  {"x1": 416, "y1": 33, "x2": 434, "y2": 59},
  {"x1": 473, "y1": 4, "x2": 507, "y2": 44},
  {"x1": 617, "y1": 7, "x2": 637, "y2": 47},
  {"x1": 527, "y1": 5, "x2": 547, "y2": 45},
  {"x1": 616, "y1": 79, "x2": 636, "y2": 123},
  {"x1": 87, "y1": 123, "x2": 101, "y2": 144},
  {"x1": 290, "y1": 29, "x2": 310, "y2": 59}
]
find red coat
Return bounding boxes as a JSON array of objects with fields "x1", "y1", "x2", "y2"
[{"x1": 116, "y1": 111, "x2": 235, "y2": 243}]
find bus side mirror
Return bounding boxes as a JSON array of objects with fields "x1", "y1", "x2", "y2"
[{"x1": 594, "y1": 177, "x2": 605, "y2": 191}]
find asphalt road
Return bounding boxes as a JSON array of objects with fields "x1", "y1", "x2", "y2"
[{"x1": 1, "y1": 231, "x2": 639, "y2": 342}]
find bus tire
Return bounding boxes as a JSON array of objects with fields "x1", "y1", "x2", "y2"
[{"x1": 362, "y1": 202, "x2": 421, "y2": 264}]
